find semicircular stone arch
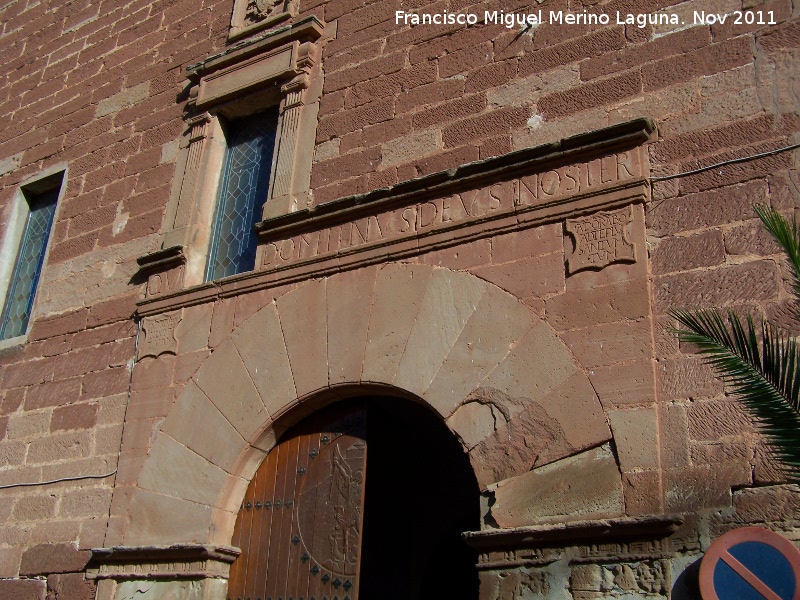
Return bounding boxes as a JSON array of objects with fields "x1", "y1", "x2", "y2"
[{"x1": 125, "y1": 262, "x2": 612, "y2": 546}]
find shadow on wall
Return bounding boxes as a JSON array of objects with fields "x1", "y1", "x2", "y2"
[{"x1": 672, "y1": 557, "x2": 702, "y2": 600}]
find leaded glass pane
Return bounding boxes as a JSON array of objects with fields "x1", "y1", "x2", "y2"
[
  {"x1": 0, "y1": 188, "x2": 58, "y2": 340},
  {"x1": 206, "y1": 110, "x2": 278, "y2": 281}
]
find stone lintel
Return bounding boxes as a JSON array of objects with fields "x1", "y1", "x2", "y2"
[
  {"x1": 186, "y1": 16, "x2": 324, "y2": 81},
  {"x1": 87, "y1": 544, "x2": 240, "y2": 580},
  {"x1": 136, "y1": 119, "x2": 653, "y2": 317},
  {"x1": 463, "y1": 514, "x2": 684, "y2": 552},
  {"x1": 136, "y1": 245, "x2": 186, "y2": 275},
  {"x1": 256, "y1": 117, "x2": 654, "y2": 239}
]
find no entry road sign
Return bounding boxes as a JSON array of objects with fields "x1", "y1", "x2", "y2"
[{"x1": 700, "y1": 527, "x2": 800, "y2": 600}]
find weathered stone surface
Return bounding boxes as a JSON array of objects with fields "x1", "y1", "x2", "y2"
[
  {"x1": 113, "y1": 579, "x2": 227, "y2": 600},
  {"x1": 232, "y1": 302, "x2": 296, "y2": 417},
  {"x1": 46, "y1": 573, "x2": 95, "y2": 600},
  {"x1": 622, "y1": 470, "x2": 663, "y2": 515},
  {"x1": 608, "y1": 408, "x2": 660, "y2": 471},
  {"x1": 19, "y1": 543, "x2": 90, "y2": 576},
  {"x1": 560, "y1": 318, "x2": 653, "y2": 370},
  {"x1": 688, "y1": 399, "x2": 754, "y2": 441},
  {"x1": 159, "y1": 380, "x2": 246, "y2": 473},
  {"x1": 447, "y1": 400, "x2": 501, "y2": 450},
  {"x1": 479, "y1": 323, "x2": 580, "y2": 416},
  {"x1": 491, "y1": 444, "x2": 624, "y2": 527},
  {"x1": 651, "y1": 230, "x2": 726, "y2": 275},
  {"x1": 468, "y1": 371, "x2": 610, "y2": 488},
  {"x1": 546, "y1": 280, "x2": 650, "y2": 330},
  {"x1": 659, "y1": 404, "x2": 690, "y2": 468},
  {"x1": 193, "y1": 337, "x2": 267, "y2": 441},
  {"x1": 0, "y1": 579, "x2": 46, "y2": 600},
  {"x1": 124, "y1": 489, "x2": 214, "y2": 545},
  {"x1": 425, "y1": 285, "x2": 537, "y2": 418},
  {"x1": 590, "y1": 359, "x2": 656, "y2": 406},
  {"x1": 175, "y1": 303, "x2": 213, "y2": 353},
  {"x1": 471, "y1": 252, "x2": 565, "y2": 301},
  {"x1": 326, "y1": 266, "x2": 377, "y2": 385},
  {"x1": 658, "y1": 356, "x2": 723, "y2": 400},
  {"x1": 469, "y1": 387, "x2": 574, "y2": 487},
  {"x1": 278, "y1": 278, "x2": 329, "y2": 398},
  {"x1": 0, "y1": 546, "x2": 22, "y2": 578},
  {"x1": 664, "y1": 463, "x2": 751, "y2": 512},
  {"x1": 362, "y1": 263, "x2": 433, "y2": 383},
  {"x1": 394, "y1": 267, "x2": 487, "y2": 396},
  {"x1": 138, "y1": 432, "x2": 229, "y2": 508}
]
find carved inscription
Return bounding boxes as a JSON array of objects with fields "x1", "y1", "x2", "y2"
[
  {"x1": 263, "y1": 182, "x2": 515, "y2": 266},
  {"x1": 565, "y1": 206, "x2": 636, "y2": 274},
  {"x1": 261, "y1": 150, "x2": 643, "y2": 270},
  {"x1": 571, "y1": 561, "x2": 669, "y2": 596},
  {"x1": 518, "y1": 151, "x2": 639, "y2": 206},
  {"x1": 138, "y1": 313, "x2": 181, "y2": 360},
  {"x1": 146, "y1": 264, "x2": 185, "y2": 298}
]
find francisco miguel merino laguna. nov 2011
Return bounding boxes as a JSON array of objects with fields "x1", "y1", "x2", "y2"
[{"x1": 394, "y1": 9, "x2": 778, "y2": 28}]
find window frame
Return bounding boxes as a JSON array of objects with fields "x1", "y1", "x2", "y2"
[
  {"x1": 205, "y1": 107, "x2": 280, "y2": 282},
  {"x1": 138, "y1": 17, "x2": 323, "y2": 295},
  {"x1": 0, "y1": 167, "x2": 65, "y2": 349}
]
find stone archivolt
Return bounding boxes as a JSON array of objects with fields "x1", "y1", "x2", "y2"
[{"x1": 124, "y1": 263, "x2": 614, "y2": 547}]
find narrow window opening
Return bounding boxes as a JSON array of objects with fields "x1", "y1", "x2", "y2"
[
  {"x1": 0, "y1": 180, "x2": 60, "y2": 340},
  {"x1": 206, "y1": 109, "x2": 279, "y2": 281}
]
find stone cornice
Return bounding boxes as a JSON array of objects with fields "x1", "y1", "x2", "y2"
[
  {"x1": 87, "y1": 544, "x2": 240, "y2": 580},
  {"x1": 136, "y1": 118, "x2": 654, "y2": 317},
  {"x1": 256, "y1": 117, "x2": 655, "y2": 239}
]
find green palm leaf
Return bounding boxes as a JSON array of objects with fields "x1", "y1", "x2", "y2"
[
  {"x1": 670, "y1": 308, "x2": 800, "y2": 481},
  {"x1": 755, "y1": 205, "x2": 800, "y2": 302}
]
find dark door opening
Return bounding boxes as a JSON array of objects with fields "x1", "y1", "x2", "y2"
[{"x1": 359, "y1": 397, "x2": 480, "y2": 600}]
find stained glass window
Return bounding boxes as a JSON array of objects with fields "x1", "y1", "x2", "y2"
[
  {"x1": 0, "y1": 187, "x2": 58, "y2": 340},
  {"x1": 206, "y1": 109, "x2": 279, "y2": 281}
]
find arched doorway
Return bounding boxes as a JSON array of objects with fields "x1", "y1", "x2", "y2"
[{"x1": 225, "y1": 396, "x2": 480, "y2": 600}]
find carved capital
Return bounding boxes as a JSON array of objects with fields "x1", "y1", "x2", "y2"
[
  {"x1": 186, "y1": 112, "x2": 212, "y2": 142},
  {"x1": 88, "y1": 545, "x2": 241, "y2": 581}
]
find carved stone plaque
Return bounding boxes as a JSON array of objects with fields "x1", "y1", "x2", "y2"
[
  {"x1": 565, "y1": 206, "x2": 636, "y2": 274},
  {"x1": 138, "y1": 313, "x2": 181, "y2": 360}
]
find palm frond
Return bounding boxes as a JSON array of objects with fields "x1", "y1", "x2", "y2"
[
  {"x1": 754, "y1": 204, "x2": 800, "y2": 303},
  {"x1": 670, "y1": 307, "x2": 800, "y2": 480}
]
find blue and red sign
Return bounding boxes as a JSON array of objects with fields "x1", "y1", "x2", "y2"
[{"x1": 700, "y1": 527, "x2": 800, "y2": 600}]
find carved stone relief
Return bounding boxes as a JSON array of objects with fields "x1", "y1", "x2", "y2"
[
  {"x1": 565, "y1": 206, "x2": 636, "y2": 274},
  {"x1": 570, "y1": 560, "x2": 670, "y2": 598},
  {"x1": 138, "y1": 312, "x2": 181, "y2": 360}
]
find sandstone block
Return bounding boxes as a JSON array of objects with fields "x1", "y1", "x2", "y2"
[
  {"x1": 589, "y1": 359, "x2": 657, "y2": 406},
  {"x1": 395, "y1": 268, "x2": 487, "y2": 396},
  {"x1": 491, "y1": 444, "x2": 624, "y2": 527},
  {"x1": 561, "y1": 319, "x2": 654, "y2": 370},
  {"x1": 19, "y1": 543, "x2": 89, "y2": 576},
  {"x1": 278, "y1": 278, "x2": 329, "y2": 398},
  {"x1": 160, "y1": 380, "x2": 246, "y2": 473},
  {"x1": 425, "y1": 285, "x2": 536, "y2": 418},
  {"x1": 175, "y1": 303, "x2": 212, "y2": 353},
  {"x1": 50, "y1": 402, "x2": 98, "y2": 432},
  {"x1": 362, "y1": 263, "x2": 434, "y2": 383},
  {"x1": 326, "y1": 266, "x2": 377, "y2": 386},
  {"x1": 608, "y1": 408, "x2": 660, "y2": 471},
  {"x1": 193, "y1": 337, "x2": 267, "y2": 442},
  {"x1": 124, "y1": 489, "x2": 213, "y2": 546},
  {"x1": 546, "y1": 280, "x2": 650, "y2": 330},
  {"x1": 138, "y1": 432, "x2": 228, "y2": 508},
  {"x1": 0, "y1": 580, "x2": 46, "y2": 600},
  {"x1": 232, "y1": 302, "x2": 296, "y2": 417}
]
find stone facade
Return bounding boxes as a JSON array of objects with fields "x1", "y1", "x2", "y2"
[{"x1": 0, "y1": 0, "x2": 798, "y2": 598}]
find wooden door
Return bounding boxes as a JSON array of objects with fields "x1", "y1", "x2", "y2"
[{"x1": 227, "y1": 403, "x2": 367, "y2": 600}]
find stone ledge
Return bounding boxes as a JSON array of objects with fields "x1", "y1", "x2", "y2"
[
  {"x1": 136, "y1": 119, "x2": 653, "y2": 318},
  {"x1": 255, "y1": 117, "x2": 655, "y2": 238},
  {"x1": 87, "y1": 545, "x2": 240, "y2": 580},
  {"x1": 464, "y1": 514, "x2": 684, "y2": 550}
]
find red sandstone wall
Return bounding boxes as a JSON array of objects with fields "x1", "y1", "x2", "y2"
[{"x1": 0, "y1": 0, "x2": 797, "y2": 594}]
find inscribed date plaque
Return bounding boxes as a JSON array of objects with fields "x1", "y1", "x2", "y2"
[{"x1": 565, "y1": 207, "x2": 636, "y2": 274}]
